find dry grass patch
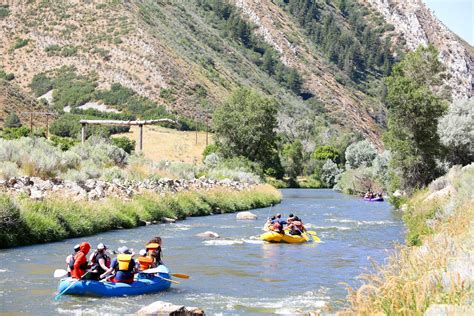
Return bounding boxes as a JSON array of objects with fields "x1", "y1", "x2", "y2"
[{"x1": 115, "y1": 126, "x2": 213, "y2": 164}]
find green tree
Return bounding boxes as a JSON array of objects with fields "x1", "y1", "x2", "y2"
[
  {"x1": 213, "y1": 87, "x2": 280, "y2": 172},
  {"x1": 281, "y1": 140, "x2": 304, "y2": 181},
  {"x1": 4, "y1": 112, "x2": 21, "y2": 128},
  {"x1": 384, "y1": 45, "x2": 448, "y2": 191},
  {"x1": 311, "y1": 145, "x2": 341, "y2": 164}
]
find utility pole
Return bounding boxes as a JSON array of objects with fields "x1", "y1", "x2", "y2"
[{"x1": 21, "y1": 112, "x2": 55, "y2": 137}]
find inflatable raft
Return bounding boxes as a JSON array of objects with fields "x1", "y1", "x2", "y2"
[
  {"x1": 363, "y1": 197, "x2": 384, "y2": 202},
  {"x1": 260, "y1": 231, "x2": 311, "y2": 244},
  {"x1": 57, "y1": 266, "x2": 172, "y2": 297}
]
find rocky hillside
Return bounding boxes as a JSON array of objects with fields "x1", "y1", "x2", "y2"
[{"x1": 0, "y1": 0, "x2": 471, "y2": 144}]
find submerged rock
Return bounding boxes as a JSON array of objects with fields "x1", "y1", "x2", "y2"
[
  {"x1": 135, "y1": 300, "x2": 204, "y2": 315},
  {"x1": 236, "y1": 211, "x2": 258, "y2": 220},
  {"x1": 196, "y1": 231, "x2": 220, "y2": 238}
]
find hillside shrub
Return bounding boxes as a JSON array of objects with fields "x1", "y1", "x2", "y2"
[
  {"x1": 0, "y1": 194, "x2": 25, "y2": 247},
  {"x1": 11, "y1": 37, "x2": 29, "y2": 50},
  {"x1": 0, "y1": 5, "x2": 9, "y2": 18},
  {"x1": 49, "y1": 135, "x2": 78, "y2": 151},
  {"x1": 4, "y1": 112, "x2": 22, "y2": 128},
  {"x1": 311, "y1": 145, "x2": 341, "y2": 164},
  {"x1": 29, "y1": 73, "x2": 53, "y2": 97},
  {"x1": 0, "y1": 161, "x2": 20, "y2": 180},
  {"x1": 0, "y1": 68, "x2": 14, "y2": 81},
  {"x1": 202, "y1": 143, "x2": 220, "y2": 160}
]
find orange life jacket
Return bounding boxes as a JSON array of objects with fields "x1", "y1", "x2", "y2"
[{"x1": 137, "y1": 256, "x2": 154, "y2": 271}]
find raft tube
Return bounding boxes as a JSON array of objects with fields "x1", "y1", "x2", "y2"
[
  {"x1": 260, "y1": 231, "x2": 310, "y2": 244},
  {"x1": 57, "y1": 266, "x2": 172, "y2": 297}
]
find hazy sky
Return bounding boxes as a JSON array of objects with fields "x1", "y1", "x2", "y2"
[{"x1": 423, "y1": 0, "x2": 473, "y2": 45}]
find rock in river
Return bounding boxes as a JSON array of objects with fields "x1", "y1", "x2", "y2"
[{"x1": 236, "y1": 211, "x2": 257, "y2": 220}]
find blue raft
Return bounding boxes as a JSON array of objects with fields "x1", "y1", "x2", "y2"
[{"x1": 57, "y1": 266, "x2": 172, "y2": 297}]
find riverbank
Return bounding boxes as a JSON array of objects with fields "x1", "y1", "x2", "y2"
[
  {"x1": 0, "y1": 184, "x2": 281, "y2": 248},
  {"x1": 345, "y1": 164, "x2": 474, "y2": 314}
]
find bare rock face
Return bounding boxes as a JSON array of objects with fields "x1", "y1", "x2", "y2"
[
  {"x1": 365, "y1": 0, "x2": 472, "y2": 100},
  {"x1": 196, "y1": 231, "x2": 220, "y2": 238},
  {"x1": 135, "y1": 301, "x2": 205, "y2": 316},
  {"x1": 236, "y1": 211, "x2": 258, "y2": 220}
]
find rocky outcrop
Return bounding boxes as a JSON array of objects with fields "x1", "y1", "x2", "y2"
[
  {"x1": 365, "y1": 0, "x2": 472, "y2": 100},
  {"x1": 0, "y1": 176, "x2": 252, "y2": 201}
]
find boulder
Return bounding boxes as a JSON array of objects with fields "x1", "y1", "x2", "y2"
[
  {"x1": 30, "y1": 188, "x2": 44, "y2": 200},
  {"x1": 135, "y1": 301, "x2": 205, "y2": 316},
  {"x1": 196, "y1": 231, "x2": 220, "y2": 238},
  {"x1": 162, "y1": 217, "x2": 177, "y2": 223},
  {"x1": 236, "y1": 211, "x2": 257, "y2": 220}
]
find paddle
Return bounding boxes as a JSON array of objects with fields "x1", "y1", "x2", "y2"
[
  {"x1": 54, "y1": 271, "x2": 90, "y2": 301},
  {"x1": 170, "y1": 273, "x2": 190, "y2": 279},
  {"x1": 141, "y1": 268, "x2": 180, "y2": 284},
  {"x1": 53, "y1": 269, "x2": 68, "y2": 278},
  {"x1": 155, "y1": 275, "x2": 180, "y2": 284},
  {"x1": 304, "y1": 230, "x2": 321, "y2": 242}
]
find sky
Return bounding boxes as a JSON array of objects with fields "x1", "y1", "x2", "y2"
[{"x1": 423, "y1": 0, "x2": 474, "y2": 45}]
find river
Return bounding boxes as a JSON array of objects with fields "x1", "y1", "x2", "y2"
[{"x1": 0, "y1": 189, "x2": 404, "y2": 315}]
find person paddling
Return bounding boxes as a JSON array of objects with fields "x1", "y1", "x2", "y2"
[
  {"x1": 287, "y1": 216, "x2": 306, "y2": 235},
  {"x1": 89, "y1": 243, "x2": 110, "y2": 280},
  {"x1": 65, "y1": 244, "x2": 80, "y2": 277},
  {"x1": 137, "y1": 249, "x2": 154, "y2": 271},
  {"x1": 70, "y1": 242, "x2": 91, "y2": 279},
  {"x1": 272, "y1": 214, "x2": 287, "y2": 233},
  {"x1": 100, "y1": 246, "x2": 136, "y2": 283}
]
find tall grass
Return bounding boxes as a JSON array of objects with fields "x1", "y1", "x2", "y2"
[
  {"x1": 0, "y1": 184, "x2": 281, "y2": 248},
  {"x1": 346, "y1": 164, "x2": 474, "y2": 314}
]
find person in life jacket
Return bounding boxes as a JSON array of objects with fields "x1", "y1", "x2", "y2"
[
  {"x1": 272, "y1": 214, "x2": 286, "y2": 233},
  {"x1": 100, "y1": 246, "x2": 136, "y2": 284},
  {"x1": 70, "y1": 242, "x2": 91, "y2": 279},
  {"x1": 65, "y1": 244, "x2": 80, "y2": 277},
  {"x1": 137, "y1": 249, "x2": 154, "y2": 271},
  {"x1": 88, "y1": 243, "x2": 111, "y2": 280},
  {"x1": 146, "y1": 237, "x2": 163, "y2": 267},
  {"x1": 287, "y1": 216, "x2": 306, "y2": 235},
  {"x1": 263, "y1": 216, "x2": 276, "y2": 231}
]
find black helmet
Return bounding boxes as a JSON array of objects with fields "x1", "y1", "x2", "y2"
[{"x1": 288, "y1": 213, "x2": 294, "y2": 218}]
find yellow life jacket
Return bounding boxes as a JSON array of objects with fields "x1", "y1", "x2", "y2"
[
  {"x1": 146, "y1": 243, "x2": 159, "y2": 250},
  {"x1": 117, "y1": 254, "x2": 132, "y2": 271}
]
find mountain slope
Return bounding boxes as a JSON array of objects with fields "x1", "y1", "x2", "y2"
[{"x1": 0, "y1": 0, "x2": 471, "y2": 146}]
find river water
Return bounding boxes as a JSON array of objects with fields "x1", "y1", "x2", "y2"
[{"x1": 0, "y1": 189, "x2": 404, "y2": 315}]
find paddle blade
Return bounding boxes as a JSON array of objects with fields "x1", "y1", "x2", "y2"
[
  {"x1": 54, "y1": 269, "x2": 68, "y2": 278},
  {"x1": 171, "y1": 273, "x2": 189, "y2": 279},
  {"x1": 157, "y1": 275, "x2": 180, "y2": 284}
]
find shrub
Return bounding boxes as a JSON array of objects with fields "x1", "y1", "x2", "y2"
[
  {"x1": 0, "y1": 161, "x2": 20, "y2": 180},
  {"x1": 320, "y1": 159, "x2": 341, "y2": 187},
  {"x1": 204, "y1": 153, "x2": 220, "y2": 168},
  {"x1": 281, "y1": 140, "x2": 304, "y2": 181},
  {"x1": 49, "y1": 114, "x2": 81, "y2": 138},
  {"x1": 49, "y1": 135, "x2": 78, "y2": 151},
  {"x1": 335, "y1": 167, "x2": 382, "y2": 195},
  {"x1": 437, "y1": 99, "x2": 474, "y2": 166},
  {"x1": 345, "y1": 140, "x2": 377, "y2": 169},
  {"x1": 202, "y1": 143, "x2": 220, "y2": 160},
  {"x1": 112, "y1": 137, "x2": 136, "y2": 154},
  {"x1": 11, "y1": 37, "x2": 29, "y2": 50},
  {"x1": 1, "y1": 126, "x2": 30, "y2": 140},
  {"x1": 0, "y1": 5, "x2": 9, "y2": 18},
  {"x1": 0, "y1": 68, "x2": 14, "y2": 81},
  {"x1": 29, "y1": 73, "x2": 53, "y2": 97},
  {"x1": 0, "y1": 194, "x2": 25, "y2": 247}
]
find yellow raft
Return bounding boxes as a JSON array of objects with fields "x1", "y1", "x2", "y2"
[{"x1": 260, "y1": 231, "x2": 311, "y2": 244}]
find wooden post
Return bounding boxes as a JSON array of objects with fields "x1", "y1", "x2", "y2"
[
  {"x1": 45, "y1": 114, "x2": 49, "y2": 139},
  {"x1": 206, "y1": 117, "x2": 209, "y2": 146},
  {"x1": 139, "y1": 124, "x2": 143, "y2": 151},
  {"x1": 195, "y1": 115, "x2": 198, "y2": 145},
  {"x1": 30, "y1": 112, "x2": 33, "y2": 136},
  {"x1": 81, "y1": 123, "x2": 86, "y2": 144}
]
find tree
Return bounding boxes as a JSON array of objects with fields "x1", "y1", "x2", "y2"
[
  {"x1": 212, "y1": 87, "x2": 280, "y2": 172},
  {"x1": 383, "y1": 45, "x2": 449, "y2": 191},
  {"x1": 437, "y1": 99, "x2": 474, "y2": 166},
  {"x1": 311, "y1": 145, "x2": 340, "y2": 164},
  {"x1": 281, "y1": 140, "x2": 304, "y2": 181},
  {"x1": 320, "y1": 159, "x2": 341, "y2": 187},
  {"x1": 4, "y1": 112, "x2": 21, "y2": 128},
  {"x1": 345, "y1": 140, "x2": 376, "y2": 169}
]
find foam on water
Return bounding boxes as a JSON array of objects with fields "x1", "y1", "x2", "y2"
[
  {"x1": 327, "y1": 219, "x2": 395, "y2": 226},
  {"x1": 203, "y1": 239, "x2": 245, "y2": 246},
  {"x1": 0, "y1": 269, "x2": 8, "y2": 273}
]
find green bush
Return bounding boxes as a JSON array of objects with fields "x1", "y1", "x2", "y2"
[
  {"x1": 202, "y1": 143, "x2": 220, "y2": 160},
  {"x1": 0, "y1": 68, "x2": 14, "y2": 81},
  {"x1": 112, "y1": 137, "x2": 136, "y2": 154},
  {"x1": 4, "y1": 112, "x2": 21, "y2": 128},
  {"x1": 49, "y1": 135, "x2": 78, "y2": 151},
  {"x1": 0, "y1": 194, "x2": 25, "y2": 248},
  {"x1": 311, "y1": 145, "x2": 341, "y2": 164},
  {"x1": 29, "y1": 73, "x2": 53, "y2": 97},
  {"x1": 0, "y1": 5, "x2": 10, "y2": 18},
  {"x1": 11, "y1": 37, "x2": 29, "y2": 50},
  {"x1": 1, "y1": 127, "x2": 30, "y2": 140}
]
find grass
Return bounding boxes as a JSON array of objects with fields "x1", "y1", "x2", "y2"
[
  {"x1": 345, "y1": 164, "x2": 474, "y2": 314},
  {"x1": 0, "y1": 184, "x2": 281, "y2": 248},
  {"x1": 115, "y1": 126, "x2": 213, "y2": 164}
]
